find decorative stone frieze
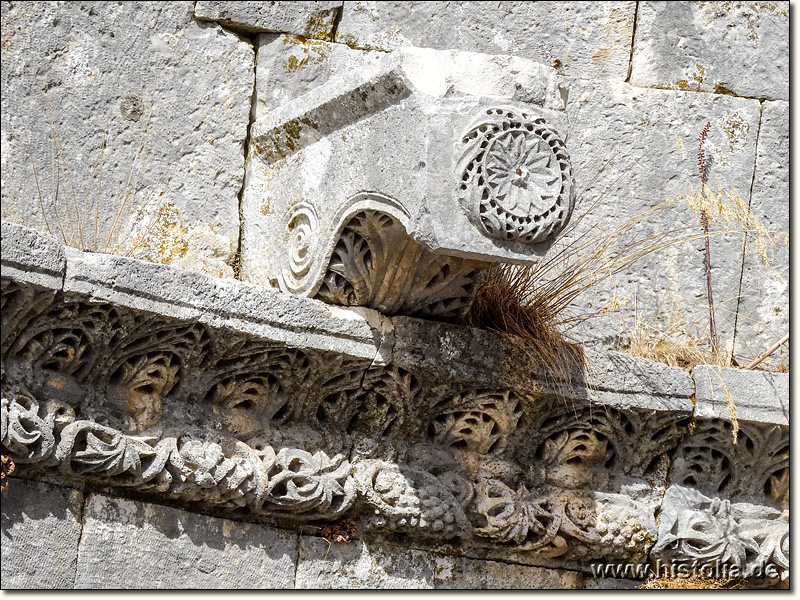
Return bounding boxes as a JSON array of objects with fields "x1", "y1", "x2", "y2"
[
  {"x1": 242, "y1": 48, "x2": 574, "y2": 320},
  {"x1": 0, "y1": 222, "x2": 789, "y2": 580},
  {"x1": 651, "y1": 366, "x2": 789, "y2": 585}
]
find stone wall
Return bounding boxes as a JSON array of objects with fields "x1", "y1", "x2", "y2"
[{"x1": 1, "y1": 1, "x2": 788, "y2": 364}]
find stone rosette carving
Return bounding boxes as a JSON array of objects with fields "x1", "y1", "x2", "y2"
[
  {"x1": 244, "y1": 52, "x2": 575, "y2": 318},
  {"x1": 457, "y1": 107, "x2": 574, "y2": 244}
]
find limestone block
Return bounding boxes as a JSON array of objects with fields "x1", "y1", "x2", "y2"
[
  {"x1": 296, "y1": 536, "x2": 455, "y2": 589},
  {"x1": 1, "y1": 221, "x2": 66, "y2": 291},
  {"x1": 583, "y1": 577, "x2": 641, "y2": 589},
  {"x1": 0, "y1": 222, "x2": 64, "y2": 360},
  {"x1": 443, "y1": 557, "x2": 582, "y2": 589},
  {"x1": 195, "y1": 1, "x2": 341, "y2": 39},
  {"x1": 732, "y1": 101, "x2": 788, "y2": 365},
  {"x1": 73, "y1": 494, "x2": 298, "y2": 589},
  {"x1": 335, "y1": 1, "x2": 636, "y2": 80},
  {"x1": 297, "y1": 537, "x2": 582, "y2": 589},
  {"x1": 0, "y1": 1, "x2": 252, "y2": 276},
  {"x1": 61, "y1": 242, "x2": 384, "y2": 361},
  {"x1": 243, "y1": 47, "x2": 575, "y2": 318},
  {"x1": 253, "y1": 33, "x2": 384, "y2": 119},
  {"x1": 630, "y1": 1, "x2": 788, "y2": 101},
  {"x1": 0, "y1": 225, "x2": 753, "y2": 572},
  {"x1": 559, "y1": 79, "x2": 762, "y2": 352},
  {"x1": 390, "y1": 316, "x2": 694, "y2": 413},
  {"x1": 1, "y1": 478, "x2": 84, "y2": 589},
  {"x1": 693, "y1": 366, "x2": 788, "y2": 426}
]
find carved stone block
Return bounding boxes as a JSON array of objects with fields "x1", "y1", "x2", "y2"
[
  {"x1": 0, "y1": 224, "x2": 788, "y2": 580},
  {"x1": 652, "y1": 368, "x2": 789, "y2": 585},
  {"x1": 242, "y1": 48, "x2": 574, "y2": 319}
]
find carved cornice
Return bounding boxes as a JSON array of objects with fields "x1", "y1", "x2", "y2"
[{"x1": 0, "y1": 222, "x2": 789, "y2": 579}]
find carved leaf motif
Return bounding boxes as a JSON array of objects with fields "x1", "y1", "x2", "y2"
[
  {"x1": 430, "y1": 391, "x2": 522, "y2": 455},
  {"x1": 654, "y1": 486, "x2": 789, "y2": 576},
  {"x1": 1, "y1": 390, "x2": 356, "y2": 519},
  {"x1": 1, "y1": 394, "x2": 57, "y2": 462},
  {"x1": 265, "y1": 448, "x2": 354, "y2": 516},
  {"x1": 673, "y1": 420, "x2": 789, "y2": 499},
  {"x1": 315, "y1": 209, "x2": 487, "y2": 321},
  {"x1": 1, "y1": 280, "x2": 56, "y2": 359},
  {"x1": 56, "y1": 421, "x2": 167, "y2": 480}
]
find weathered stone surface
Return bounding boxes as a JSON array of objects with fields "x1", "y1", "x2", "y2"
[
  {"x1": 74, "y1": 494, "x2": 298, "y2": 589},
  {"x1": 732, "y1": 100, "x2": 789, "y2": 366},
  {"x1": 254, "y1": 35, "x2": 566, "y2": 119},
  {"x1": 583, "y1": 577, "x2": 641, "y2": 589},
  {"x1": 0, "y1": 1, "x2": 252, "y2": 277},
  {"x1": 296, "y1": 536, "x2": 583, "y2": 589},
  {"x1": 60, "y1": 242, "x2": 384, "y2": 361},
  {"x1": 335, "y1": 1, "x2": 636, "y2": 80},
  {"x1": 253, "y1": 33, "x2": 383, "y2": 119},
  {"x1": 559, "y1": 78, "x2": 761, "y2": 353},
  {"x1": 391, "y1": 316, "x2": 694, "y2": 412},
  {"x1": 1, "y1": 478, "x2": 84, "y2": 589},
  {"x1": 195, "y1": 1, "x2": 341, "y2": 39},
  {"x1": 0, "y1": 221, "x2": 66, "y2": 291},
  {"x1": 630, "y1": 1, "x2": 789, "y2": 101},
  {"x1": 1, "y1": 224, "x2": 778, "y2": 576},
  {"x1": 443, "y1": 557, "x2": 583, "y2": 589},
  {"x1": 652, "y1": 485, "x2": 788, "y2": 582},
  {"x1": 693, "y1": 366, "x2": 788, "y2": 426},
  {"x1": 296, "y1": 536, "x2": 451, "y2": 588}
]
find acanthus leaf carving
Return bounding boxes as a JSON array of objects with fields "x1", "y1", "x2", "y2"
[
  {"x1": 1, "y1": 390, "x2": 355, "y2": 520},
  {"x1": 653, "y1": 485, "x2": 789, "y2": 578},
  {"x1": 314, "y1": 208, "x2": 488, "y2": 321}
]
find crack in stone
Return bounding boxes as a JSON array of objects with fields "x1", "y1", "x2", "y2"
[
  {"x1": 730, "y1": 100, "x2": 764, "y2": 362},
  {"x1": 625, "y1": 1, "x2": 639, "y2": 83}
]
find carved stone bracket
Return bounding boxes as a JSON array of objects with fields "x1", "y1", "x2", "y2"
[{"x1": 242, "y1": 48, "x2": 574, "y2": 319}]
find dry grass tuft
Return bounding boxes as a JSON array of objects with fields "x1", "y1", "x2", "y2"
[
  {"x1": 623, "y1": 339, "x2": 729, "y2": 371},
  {"x1": 28, "y1": 88, "x2": 173, "y2": 259},
  {"x1": 463, "y1": 196, "x2": 707, "y2": 378},
  {"x1": 669, "y1": 183, "x2": 788, "y2": 283},
  {"x1": 638, "y1": 576, "x2": 747, "y2": 590},
  {"x1": 463, "y1": 262, "x2": 587, "y2": 386},
  {"x1": 464, "y1": 166, "x2": 787, "y2": 373}
]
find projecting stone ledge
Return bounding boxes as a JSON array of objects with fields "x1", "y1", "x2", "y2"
[{"x1": 0, "y1": 222, "x2": 788, "y2": 583}]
